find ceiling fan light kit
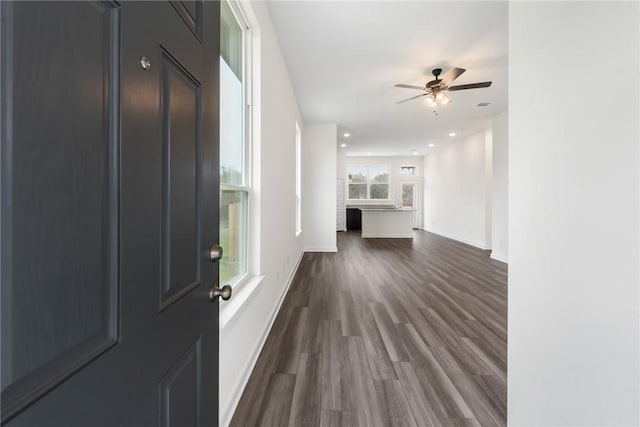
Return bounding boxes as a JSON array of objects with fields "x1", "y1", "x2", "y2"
[
  {"x1": 435, "y1": 92, "x2": 449, "y2": 103},
  {"x1": 395, "y1": 67, "x2": 492, "y2": 114}
]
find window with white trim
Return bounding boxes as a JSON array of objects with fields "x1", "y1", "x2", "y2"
[
  {"x1": 400, "y1": 166, "x2": 416, "y2": 175},
  {"x1": 348, "y1": 165, "x2": 390, "y2": 200},
  {"x1": 220, "y1": 0, "x2": 251, "y2": 287}
]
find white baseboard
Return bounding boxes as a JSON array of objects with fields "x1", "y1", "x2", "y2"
[
  {"x1": 362, "y1": 233, "x2": 413, "y2": 238},
  {"x1": 304, "y1": 246, "x2": 337, "y2": 252},
  {"x1": 424, "y1": 228, "x2": 491, "y2": 250},
  {"x1": 490, "y1": 252, "x2": 509, "y2": 263},
  {"x1": 219, "y1": 251, "x2": 304, "y2": 427}
]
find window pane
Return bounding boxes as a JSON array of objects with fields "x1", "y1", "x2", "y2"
[
  {"x1": 370, "y1": 184, "x2": 388, "y2": 199},
  {"x1": 220, "y1": 2, "x2": 244, "y2": 186},
  {"x1": 220, "y1": 59, "x2": 244, "y2": 186},
  {"x1": 400, "y1": 166, "x2": 415, "y2": 175},
  {"x1": 220, "y1": 1, "x2": 242, "y2": 79},
  {"x1": 370, "y1": 166, "x2": 389, "y2": 183},
  {"x1": 220, "y1": 190, "x2": 248, "y2": 285},
  {"x1": 349, "y1": 184, "x2": 367, "y2": 199},
  {"x1": 402, "y1": 184, "x2": 414, "y2": 207},
  {"x1": 348, "y1": 167, "x2": 367, "y2": 183}
]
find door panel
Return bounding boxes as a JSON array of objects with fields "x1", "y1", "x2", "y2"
[
  {"x1": 1, "y1": 2, "x2": 220, "y2": 425},
  {"x1": 0, "y1": 2, "x2": 120, "y2": 420},
  {"x1": 159, "y1": 338, "x2": 202, "y2": 427},
  {"x1": 170, "y1": 0, "x2": 203, "y2": 40},
  {"x1": 160, "y1": 50, "x2": 202, "y2": 311}
]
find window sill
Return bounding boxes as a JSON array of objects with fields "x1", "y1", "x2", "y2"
[{"x1": 219, "y1": 274, "x2": 265, "y2": 330}]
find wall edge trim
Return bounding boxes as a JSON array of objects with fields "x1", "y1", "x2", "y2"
[
  {"x1": 490, "y1": 252, "x2": 509, "y2": 264},
  {"x1": 304, "y1": 246, "x2": 338, "y2": 252},
  {"x1": 424, "y1": 228, "x2": 491, "y2": 250}
]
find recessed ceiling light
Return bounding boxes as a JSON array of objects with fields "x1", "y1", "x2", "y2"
[
  {"x1": 428, "y1": 143, "x2": 435, "y2": 148},
  {"x1": 413, "y1": 151, "x2": 418, "y2": 156},
  {"x1": 449, "y1": 132, "x2": 456, "y2": 137},
  {"x1": 344, "y1": 133, "x2": 351, "y2": 138},
  {"x1": 366, "y1": 152, "x2": 371, "y2": 156},
  {"x1": 340, "y1": 143, "x2": 347, "y2": 148}
]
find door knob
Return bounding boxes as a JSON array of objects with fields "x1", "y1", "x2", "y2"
[
  {"x1": 209, "y1": 245, "x2": 223, "y2": 262},
  {"x1": 210, "y1": 284, "x2": 232, "y2": 301},
  {"x1": 140, "y1": 56, "x2": 151, "y2": 70}
]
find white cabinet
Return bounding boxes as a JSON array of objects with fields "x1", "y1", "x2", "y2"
[
  {"x1": 361, "y1": 208, "x2": 414, "y2": 238},
  {"x1": 336, "y1": 178, "x2": 345, "y2": 231}
]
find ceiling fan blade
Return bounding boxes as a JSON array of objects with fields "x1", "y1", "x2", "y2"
[
  {"x1": 394, "y1": 83, "x2": 426, "y2": 90},
  {"x1": 439, "y1": 68, "x2": 466, "y2": 87},
  {"x1": 447, "y1": 81, "x2": 492, "y2": 91},
  {"x1": 396, "y1": 93, "x2": 428, "y2": 104}
]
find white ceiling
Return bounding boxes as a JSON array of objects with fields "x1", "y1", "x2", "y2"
[{"x1": 267, "y1": 1, "x2": 508, "y2": 156}]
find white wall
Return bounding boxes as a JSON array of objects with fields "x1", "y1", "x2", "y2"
[
  {"x1": 491, "y1": 111, "x2": 508, "y2": 262},
  {"x1": 485, "y1": 128, "x2": 493, "y2": 249},
  {"x1": 337, "y1": 149, "x2": 347, "y2": 185},
  {"x1": 218, "y1": 2, "x2": 305, "y2": 425},
  {"x1": 303, "y1": 124, "x2": 337, "y2": 251},
  {"x1": 423, "y1": 131, "x2": 491, "y2": 249},
  {"x1": 509, "y1": 2, "x2": 639, "y2": 425}
]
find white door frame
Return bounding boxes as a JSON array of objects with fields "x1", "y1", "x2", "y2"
[{"x1": 399, "y1": 179, "x2": 422, "y2": 229}]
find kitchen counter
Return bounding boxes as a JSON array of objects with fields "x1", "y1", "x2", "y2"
[
  {"x1": 359, "y1": 207, "x2": 416, "y2": 211},
  {"x1": 360, "y1": 207, "x2": 414, "y2": 238}
]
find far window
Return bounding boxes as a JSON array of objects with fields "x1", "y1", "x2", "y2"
[
  {"x1": 348, "y1": 165, "x2": 390, "y2": 200},
  {"x1": 400, "y1": 166, "x2": 416, "y2": 175}
]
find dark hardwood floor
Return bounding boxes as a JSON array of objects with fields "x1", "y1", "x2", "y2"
[{"x1": 230, "y1": 231, "x2": 507, "y2": 426}]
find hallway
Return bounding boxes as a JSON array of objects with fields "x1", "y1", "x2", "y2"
[{"x1": 231, "y1": 231, "x2": 507, "y2": 426}]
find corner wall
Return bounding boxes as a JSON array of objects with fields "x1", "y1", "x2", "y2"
[
  {"x1": 491, "y1": 111, "x2": 508, "y2": 262},
  {"x1": 303, "y1": 124, "x2": 337, "y2": 252},
  {"x1": 509, "y1": 2, "x2": 639, "y2": 424},
  {"x1": 423, "y1": 131, "x2": 491, "y2": 249}
]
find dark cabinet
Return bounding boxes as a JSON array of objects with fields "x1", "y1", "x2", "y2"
[{"x1": 346, "y1": 208, "x2": 361, "y2": 230}]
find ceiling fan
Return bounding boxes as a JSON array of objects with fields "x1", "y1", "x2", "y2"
[{"x1": 394, "y1": 68, "x2": 492, "y2": 107}]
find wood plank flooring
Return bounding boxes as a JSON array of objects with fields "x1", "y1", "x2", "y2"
[{"x1": 230, "y1": 231, "x2": 507, "y2": 426}]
